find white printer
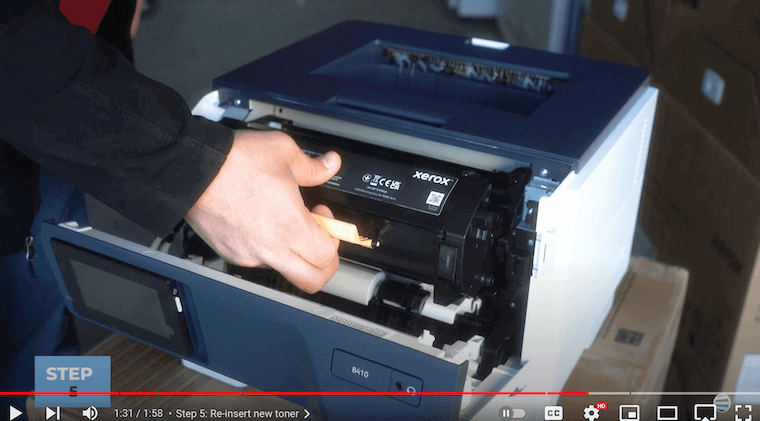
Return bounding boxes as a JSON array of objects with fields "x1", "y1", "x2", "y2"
[{"x1": 38, "y1": 21, "x2": 658, "y2": 420}]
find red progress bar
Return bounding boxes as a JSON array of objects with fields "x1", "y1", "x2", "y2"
[
  {"x1": 0, "y1": 392, "x2": 119, "y2": 395},
  {"x1": 423, "y1": 392, "x2": 550, "y2": 395},
  {"x1": 162, "y1": 392, "x2": 244, "y2": 396},
  {"x1": 119, "y1": 392, "x2": 159, "y2": 396},
  {"x1": 0, "y1": 391, "x2": 590, "y2": 396},
  {"x1": 245, "y1": 392, "x2": 413, "y2": 396}
]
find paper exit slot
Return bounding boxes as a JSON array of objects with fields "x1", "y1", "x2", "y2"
[{"x1": 312, "y1": 42, "x2": 568, "y2": 118}]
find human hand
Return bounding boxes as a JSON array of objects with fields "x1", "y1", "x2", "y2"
[{"x1": 184, "y1": 130, "x2": 341, "y2": 293}]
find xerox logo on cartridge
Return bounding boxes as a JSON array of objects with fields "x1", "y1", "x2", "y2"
[{"x1": 413, "y1": 171, "x2": 453, "y2": 186}]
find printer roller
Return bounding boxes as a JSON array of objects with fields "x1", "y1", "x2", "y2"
[
  {"x1": 321, "y1": 260, "x2": 385, "y2": 306},
  {"x1": 321, "y1": 260, "x2": 480, "y2": 325}
]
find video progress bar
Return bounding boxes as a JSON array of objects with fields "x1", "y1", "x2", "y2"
[
  {"x1": 588, "y1": 392, "x2": 760, "y2": 396},
  {"x1": 0, "y1": 391, "x2": 588, "y2": 396},
  {"x1": 4, "y1": 391, "x2": 756, "y2": 396}
]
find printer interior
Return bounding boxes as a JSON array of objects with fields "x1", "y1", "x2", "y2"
[{"x1": 178, "y1": 122, "x2": 536, "y2": 381}]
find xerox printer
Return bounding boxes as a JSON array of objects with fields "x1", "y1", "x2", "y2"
[{"x1": 37, "y1": 21, "x2": 658, "y2": 420}]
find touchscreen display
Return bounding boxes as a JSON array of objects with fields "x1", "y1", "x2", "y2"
[
  {"x1": 51, "y1": 239, "x2": 194, "y2": 357},
  {"x1": 69, "y1": 259, "x2": 174, "y2": 339}
]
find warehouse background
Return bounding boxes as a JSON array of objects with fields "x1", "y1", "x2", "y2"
[{"x1": 80, "y1": 0, "x2": 760, "y2": 412}]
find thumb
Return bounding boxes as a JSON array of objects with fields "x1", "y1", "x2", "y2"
[{"x1": 290, "y1": 150, "x2": 341, "y2": 187}]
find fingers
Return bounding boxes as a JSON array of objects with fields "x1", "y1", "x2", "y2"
[
  {"x1": 237, "y1": 129, "x2": 341, "y2": 187},
  {"x1": 262, "y1": 205, "x2": 340, "y2": 293},
  {"x1": 289, "y1": 150, "x2": 341, "y2": 187},
  {"x1": 288, "y1": 206, "x2": 340, "y2": 269},
  {"x1": 311, "y1": 204, "x2": 340, "y2": 250},
  {"x1": 273, "y1": 248, "x2": 340, "y2": 294},
  {"x1": 194, "y1": 129, "x2": 343, "y2": 293}
]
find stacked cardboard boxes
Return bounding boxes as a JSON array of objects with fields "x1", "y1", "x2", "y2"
[
  {"x1": 723, "y1": 245, "x2": 760, "y2": 404},
  {"x1": 579, "y1": 0, "x2": 760, "y2": 407},
  {"x1": 558, "y1": 257, "x2": 688, "y2": 417}
]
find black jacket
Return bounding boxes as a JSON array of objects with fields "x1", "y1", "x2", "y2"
[{"x1": 0, "y1": 1, "x2": 234, "y2": 255}]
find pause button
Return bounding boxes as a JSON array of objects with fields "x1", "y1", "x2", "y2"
[{"x1": 499, "y1": 406, "x2": 526, "y2": 419}]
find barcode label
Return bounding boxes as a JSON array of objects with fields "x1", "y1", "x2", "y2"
[
  {"x1": 614, "y1": 328, "x2": 644, "y2": 346},
  {"x1": 426, "y1": 191, "x2": 445, "y2": 207}
]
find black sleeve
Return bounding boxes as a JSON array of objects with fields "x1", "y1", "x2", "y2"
[{"x1": 0, "y1": 4, "x2": 234, "y2": 238}]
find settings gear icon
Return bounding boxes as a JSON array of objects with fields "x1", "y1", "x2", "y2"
[{"x1": 583, "y1": 404, "x2": 600, "y2": 421}]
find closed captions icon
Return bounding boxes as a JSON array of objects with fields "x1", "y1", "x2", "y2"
[{"x1": 544, "y1": 405, "x2": 563, "y2": 420}]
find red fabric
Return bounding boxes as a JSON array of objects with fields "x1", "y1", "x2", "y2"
[{"x1": 59, "y1": 0, "x2": 112, "y2": 34}]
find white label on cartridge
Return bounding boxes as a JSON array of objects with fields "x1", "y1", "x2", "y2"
[
  {"x1": 425, "y1": 191, "x2": 445, "y2": 207},
  {"x1": 305, "y1": 147, "x2": 458, "y2": 216}
]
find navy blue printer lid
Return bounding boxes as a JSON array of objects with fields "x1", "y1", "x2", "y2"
[{"x1": 214, "y1": 21, "x2": 649, "y2": 179}]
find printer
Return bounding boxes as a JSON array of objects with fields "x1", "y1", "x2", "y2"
[{"x1": 37, "y1": 21, "x2": 658, "y2": 420}]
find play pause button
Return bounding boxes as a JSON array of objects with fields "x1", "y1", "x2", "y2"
[
  {"x1": 9, "y1": 406, "x2": 22, "y2": 421},
  {"x1": 499, "y1": 406, "x2": 526, "y2": 419}
]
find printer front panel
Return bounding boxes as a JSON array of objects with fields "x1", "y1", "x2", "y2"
[{"x1": 37, "y1": 221, "x2": 468, "y2": 420}]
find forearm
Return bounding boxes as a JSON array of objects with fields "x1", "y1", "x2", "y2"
[{"x1": 0, "y1": 5, "x2": 233, "y2": 237}]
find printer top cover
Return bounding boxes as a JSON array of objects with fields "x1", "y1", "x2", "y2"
[{"x1": 213, "y1": 21, "x2": 649, "y2": 180}]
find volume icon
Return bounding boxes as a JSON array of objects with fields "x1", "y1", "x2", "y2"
[{"x1": 83, "y1": 406, "x2": 99, "y2": 420}]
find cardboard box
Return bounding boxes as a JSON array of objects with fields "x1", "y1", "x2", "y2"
[
  {"x1": 638, "y1": 91, "x2": 760, "y2": 409},
  {"x1": 558, "y1": 257, "x2": 688, "y2": 419},
  {"x1": 722, "y1": 246, "x2": 760, "y2": 404},
  {"x1": 644, "y1": 91, "x2": 760, "y2": 303},
  {"x1": 654, "y1": 29, "x2": 760, "y2": 181},
  {"x1": 580, "y1": 0, "x2": 760, "y2": 410},
  {"x1": 654, "y1": 0, "x2": 760, "y2": 75},
  {"x1": 647, "y1": 0, "x2": 667, "y2": 63},
  {"x1": 578, "y1": 18, "x2": 644, "y2": 68},
  {"x1": 495, "y1": 0, "x2": 556, "y2": 52},
  {"x1": 586, "y1": 0, "x2": 654, "y2": 68}
]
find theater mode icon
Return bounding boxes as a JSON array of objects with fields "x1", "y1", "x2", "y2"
[{"x1": 656, "y1": 405, "x2": 678, "y2": 421}]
